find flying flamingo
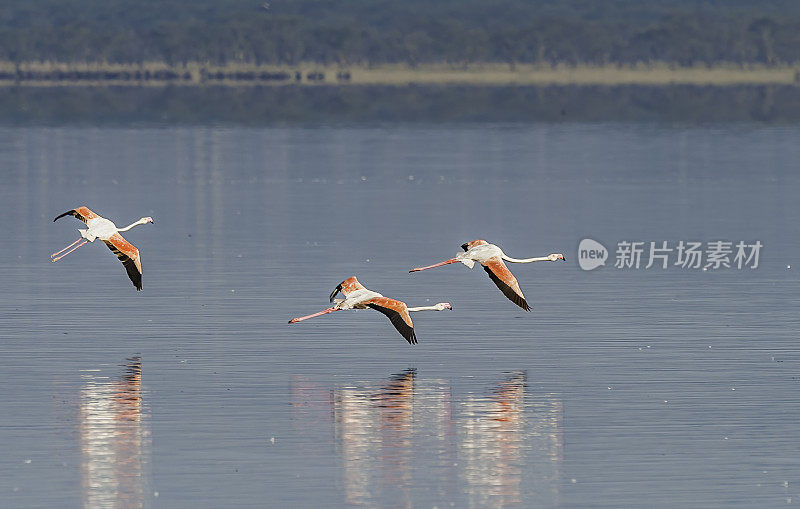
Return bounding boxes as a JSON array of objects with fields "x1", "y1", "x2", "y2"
[
  {"x1": 52, "y1": 206, "x2": 154, "y2": 291},
  {"x1": 409, "y1": 239, "x2": 565, "y2": 311},
  {"x1": 288, "y1": 276, "x2": 452, "y2": 344}
]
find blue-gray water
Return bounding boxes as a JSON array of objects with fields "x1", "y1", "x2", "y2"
[{"x1": 1, "y1": 124, "x2": 798, "y2": 508}]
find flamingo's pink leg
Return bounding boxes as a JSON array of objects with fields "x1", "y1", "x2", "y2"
[
  {"x1": 288, "y1": 307, "x2": 339, "y2": 324},
  {"x1": 409, "y1": 258, "x2": 459, "y2": 273},
  {"x1": 52, "y1": 240, "x2": 88, "y2": 262},
  {"x1": 51, "y1": 238, "x2": 83, "y2": 258}
]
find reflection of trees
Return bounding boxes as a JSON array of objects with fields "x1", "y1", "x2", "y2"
[
  {"x1": 79, "y1": 357, "x2": 150, "y2": 509},
  {"x1": 7, "y1": 86, "x2": 800, "y2": 126},
  {"x1": 291, "y1": 369, "x2": 562, "y2": 507}
]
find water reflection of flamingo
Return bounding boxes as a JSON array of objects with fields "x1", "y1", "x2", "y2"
[
  {"x1": 79, "y1": 356, "x2": 149, "y2": 508},
  {"x1": 333, "y1": 369, "x2": 417, "y2": 506},
  {"x1": 52, "y1": 206, "x2": 154, "y2": 290},
  {"x1": 460, "y1": 373, "x2": 527, "y2": 506},
  {"x1": 292, "y1": 370, "x2": 563, "y2": 506},
  {"x1": 375, "y1": 369, "x2": 416, "y2": 485},
  {"x1": 288, "y1": 276, "x2": 452, "y2": 344},
  {"x1": 409, "y1": 240, "x2": 565, "y2": 311},
  {"x1": 459, "y1": 372, "x2": 562, "y2": 507}
]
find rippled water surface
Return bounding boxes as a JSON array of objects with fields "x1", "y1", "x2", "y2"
[{"x1": 1, "y1": 124, "x2": 799, "y2": 508}]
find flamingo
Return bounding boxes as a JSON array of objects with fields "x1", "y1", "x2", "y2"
[
  {"x1": 409, "y1": 239, "x2": 565, "y2": 311},
  {"x1": 52, "y1": 206, "x2": 154, "y2": 291},
  {"x1": 288, "y1": 276, "x2": 452, "y2": 344}
]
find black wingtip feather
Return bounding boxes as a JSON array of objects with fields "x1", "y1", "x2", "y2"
[
  {"x1": 129, "y1": 266, "x2": 143, "y2": 291},
  {"x1": 482, "y1": 264, "x2": 531, "y2": 312},
  {"x1": 103, "y1": 239, "x2": 142, "y2": 291},
  {"x1": 53, "y1": 210, "x2": 75, "y2": 222},
  {"x1": 121, "y1": 258, "x2": 142, "y2": 290},
  {"x1": 367, "y1": 303, "x2": 418, "y2": 345},
  {"x1": 329, "y1": 284, "x2": 342, "y2": 303},
  {"x1": 389, "y1": 312, "x2": 417, "y2": 345}
]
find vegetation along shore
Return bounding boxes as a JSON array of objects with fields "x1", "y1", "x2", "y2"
[{"x1": 2, "y1": 62, "x2": 799, "y2": 87}]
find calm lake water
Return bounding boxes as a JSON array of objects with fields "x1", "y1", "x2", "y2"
[{"x1": 1, "y1": 124, "x2": 799, "y2": 508}]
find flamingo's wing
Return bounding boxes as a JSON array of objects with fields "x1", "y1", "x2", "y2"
[
  {"x1": 330, "y1": 276, "x2": 369, "y2": 301},
  {"x1": 102, "y1": 233, "x2": 143, "y2": 291},
  {"x1": 54, "y1": 206, "x2": 100, "y2": 224},
  {"x1": 364, "y1": 297, "x2": 417, "y2": 345},
  {"x1": 461, "y1": 239, "x2": 489, "y2": 251},
  {"x1": 481, "y1": 258, "x2": 531, "y2": 311}
]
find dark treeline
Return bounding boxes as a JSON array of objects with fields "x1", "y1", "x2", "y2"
[
  {"x1": 1, "y1": 85, "x2": 798, "y2": 124},
  {"x1": 1, "y1": 0, "x2": 799, "y2": 66}
]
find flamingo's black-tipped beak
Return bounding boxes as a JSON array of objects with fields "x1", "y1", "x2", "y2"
[
  {"x1": 329, "y1": 284, "x2": 342, "y2": 303},
  {"x1": 561, "y1": 256, "x2": 566, "y2": 261}
]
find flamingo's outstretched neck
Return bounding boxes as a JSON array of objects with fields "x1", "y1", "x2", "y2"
[
  {"x1": 501, "y1": 253, "x2": 565, "y2": 263},
  {"x1": 118, "y1": 217, "x2": 154, "y2": 232},
  {"x1": 288, "y1": 307, "x2": 338, "y2": 324},
  {"x1": 407, "y1": 302, "x2": 453, "y2": 312},
  {"x1": 501, "y1": 255, "x2": 550, "y2": 263},
  {"x1": 409, "y1": 259, "x2": 459, "y2": 273}
]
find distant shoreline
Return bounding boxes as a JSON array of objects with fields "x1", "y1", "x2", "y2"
[{"x1": 1, "y1": 62, "x2": 799, "y2": 87}]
